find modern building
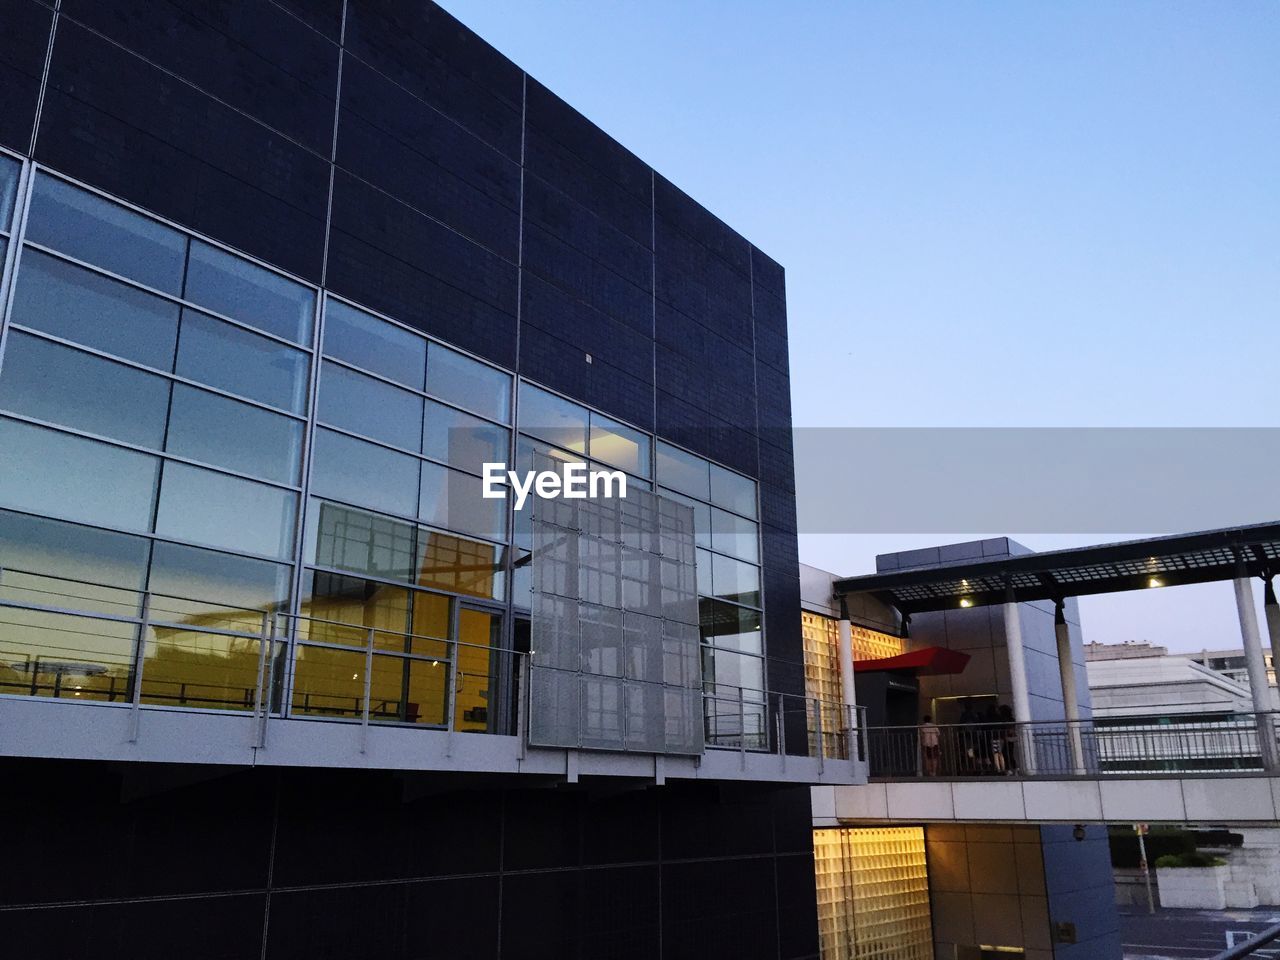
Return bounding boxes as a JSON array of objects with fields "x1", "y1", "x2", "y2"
[{"x1": 0, "y1": 3, "x2": 849, "y2": 958}]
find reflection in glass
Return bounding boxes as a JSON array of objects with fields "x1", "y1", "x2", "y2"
[
  {"x1": 310, "y1": 500, "x2": 417, "y2": 582},
  {"x1": 517, "y1": 382, "x2": 586, "y2": 453},
  {"x1": 291, "y1": 645, "x2": 364, "y2": 718},
  {"x1": 0, "y1": 418, "x2": 159, "y2": 532},
  {"x1": 370, "y1": 652, "x2": 448, "y2": 724},
  {"x1": 427, "y1": 344, "x2": 510, "y2": 423},
  {"x1": 711, "y1": 507, "x2": 760, "y2": 564},
  {"x1": 656, "y1": 441, "x2": 710, "y2": 500},
  {"x1": 166, "y1": 385, "x2": 303, "y2": 484},
  {"x1": 11, "y1": 250, "x2": 180, "y2": 370},
  {"x1": 0, "y1": 155, "x2": 19, "y2": 227},
  {"x1": 419, "y1": 461, "x2": 506, "y2": 541},
  {"x1": 184, "y1": 240, "x2": 314, "y2": 345},
  {"x1": 699, "y1": 598, "x2": 763, "y2": 655},
  {"x1": 711, "y1": 552, "x2": 761, "y2": 608},
  {"x1": 154, "y1": 462, "x2": 296, "y2": 559},
  {"x1": 176, "y1": 309, "x2": 309, "y2": 414},
  {"x1": 589, "y1": 413, "x2": 650, "y2": 476},
  {"x1": 710, "y1": 463, "x2": 757, "y2": 519},
  {"x1": 139, "y1": 626, "x2": 266, "y2": 711},
  {"x1": 0, "y1": 607, "x2": 136, "y2": 703},
  {"x1": 318, "y1": 361, "x2": 423, "y2": 452},
  {"x1": 0, "y1": 332, "x2": 171, "y2": 448},
  {"x1": 147, "y1": 540, "x2": 289, "y2": 630},
  {"x1": 323, "y1": 297, "x2": 425, "y2": 389},
  {"x1": 702, "y1": 645, "x2": 765, "y2": 696},
  {"x1": 422, "y1": 399, "x2": 508, "y2": 476},
  {"x1": 310, "y1": 429, "x2": 419, "y2": 518},
  {"x1": 417, "y1": 529, "x2": 506, "y2": 601},
  {"x1": 25, "y1": 174, "x2": 187, "y2": 293}
]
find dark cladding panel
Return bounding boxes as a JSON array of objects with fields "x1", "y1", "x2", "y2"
[
  {"x1": 751, "y1": 244, "x2": 785, "y2": 299},
  {"x1": 654, "y1": 215, "x2": 753, "y2": 348},
  {"x1": 337, "y1": 54, "x2": 520, "y2": 260},
  {"x1": 654, "y1": 173, "x2": 751, "y2": 279},
  {"x1": 327, "y1": 169, "x2": 518, "y2": 366},
  {"x1": 522, "y1": 220, "x2": 653, "y2": 335},
  {"x1": 344, "y1": 0, "x2": 523, "y2": 159},
  {"x1": 0, "y1": 0, "x2": 51, "y2": 153},
  {"x1": 273, "y1": 0, "x2": 345, "y2": 41},
  {"x1": 656, "y1": 389, "x2": 759, "y2": 479},
  {"x1": 61, "y1": 0, "x2": 340, "y2": 154},
  {"x1": 520, "y1": 323, "x2": 654, "y2": 431},
  {"x1": 524, "y1": 172, "x2": 652, "y2": 292},
  {"x1": 776, "y1": 853, "x2": 821, "y2": 959},
  {"x1": 38, "y1": 21, "x2": 329, "y2": 281},
  {"x1": 522, "y1": 271, "x2": 654, "y2": 378},
  {"x1": 755, "y1": 363, "x2": 793, "y2": 433},
  {"x1": 662, "y1": 856, "x2": 779, "y2": 960}
]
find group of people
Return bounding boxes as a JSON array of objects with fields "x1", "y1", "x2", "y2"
[{"x1": 918, "y1": 700, "x2": 1019, "y2": 776}]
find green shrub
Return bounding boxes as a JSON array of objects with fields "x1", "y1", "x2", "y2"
[{"x1": 1108, "y1": 829, "x2": 1196, "y2": 868}]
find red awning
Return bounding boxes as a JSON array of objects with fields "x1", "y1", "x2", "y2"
[{"x1": 853, "y1": 646, "x2": 971, "y2": 676}]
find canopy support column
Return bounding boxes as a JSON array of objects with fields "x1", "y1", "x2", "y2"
[
  {"x1": 1264, "y1": 577, "x2": 1280, "y2": 712},
  {"x1": 1003, "y1": 585, "x2": 1036, "y2": 773},
  {"x1": 1234, "y1": 572, "x2": 1277, "y2": 771},
  {"x1": 835, "y1": 603, "x2": 859, "y2": 761},
  {"x1": 1054, "y1": 600, "x2": 1087, "y2": 775}
]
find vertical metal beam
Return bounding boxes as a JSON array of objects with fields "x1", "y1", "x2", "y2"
[
  {"x1": 360, "y1": 626, "x2": 373, "y2": 755},
  {"x1": 1054, "y1": 600, "x2": 1086, "y2": 774},
  {"x1": 836, "y1": 605, "x2": 859, "y2": 747},
  {"x1": 1003, "y1": 585, "x2": 1036, "y2": 773},
  {"x1": 1234, "y1": 574, "x2": 1277, "y2": 770},
  {"x1": 128, "y1": 593, "x2": 151, "y2": 744}
]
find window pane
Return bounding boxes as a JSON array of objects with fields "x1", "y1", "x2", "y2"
[
  {"x1": 0, "y1": 332, "x2": 171, "y2": 448},
  {"x1": 428, "y1": 344, "x2": 510, "y2": 423},
  {"x1": 417, "y1": 529, "x2": 506, "y2": 601},
  {"x1": 176, "y1": 309, "x2": 309, "y2": 414},
  {"x1": 11, "y1": 249, "x2": 180, "y2": 370},
  {"x1": 310, "y1": 429, "x2": 418, "y2": 518},
  {"x1": 419, "y1": 461, "x2": 506, "y2": 541},
  {"x1": 0, "y1": 506, "x2": 148, "y2": 599},
  {"x1": 699, "y1": 599, "x2": 763, "y2": 655},
  {"x1": 25, "y1": 175, "x2": 186, "y2": 293},
  {"x1": 184, "y1": 240, "x2": 314, "y2": 345},
  {"x1": 656, "y1": 442, "x2": 710, "y2": 501},
  {"x1": 166, "y1": 384, "x2": 302, "y2": 484},
  {"x1": 710, "y1": 507, "x2": 759, "y2": 564},
  {"x1": 309, "y1": 500, "x2": 418, "y2": 583},
  {"x1": 589, "y1": 413, "x2": 650, "y2": 476},
  {"x1": 138, "y1": 625, "x2": 267, "y2": 711},
  {"x1": 317, "y1": 361, "x2": 423, "y2": 451},
  {"x1": 0, "y1": 418, "x2": 158, "y2": 532},
  {"x1": 147, "y1": 540, "x2": 289, "y2": 630},
  {"x1": 423, "y1": 398, "x2": 508, "y2": 476},
  {"x1": 154, "y1": 462, "x2": 296, "y2": 559},
  {"x1": 658, "y1": 487, "x2": 712, "y2": 549},
  {"x1": 710, "y1": 552, "x2": 761, "y2": 608},
  {"x1": 0, "y1": 156, "x2": 19, "y2": 228},
  {"x1": 710, "y1": 463, "x2": 757, "y2": 519},
  {"x1": 301, "y1": 571, "x2": 432, "y2": 653},
  {"x1": 323, "y1": 298, "x2": 425, "y2": 388},
  {"x1": 292, "y1": 644, "x2": 364, "y2": 718},
  {"x1": 694, "y1": 547, "x2": 714, "y2": 598},
  {"x1": 518, "y1": 382, "x2": 587, "y2": 453}
]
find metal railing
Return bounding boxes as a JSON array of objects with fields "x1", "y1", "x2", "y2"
[
  {"x1": 864, "y1": 713, "x2": 1280, "y2": 779},
  {"x1": 1213, "y1": 921, "x2": 1280, "y2": 960},
  {"x1": 0, "y1": 567, "x2": 869, "y2": 772},
  {"x1": 703, "y1": 685, "x2": 867, "y2": 768}
]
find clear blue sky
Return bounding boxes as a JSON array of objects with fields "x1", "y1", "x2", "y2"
[{"x1": 441, "y1": 1, "x2": 1280, "y2": 652}]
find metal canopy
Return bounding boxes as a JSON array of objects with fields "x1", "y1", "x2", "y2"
[{"x1": 834, "y1": 522, "x2": 1280, "y2": 615}]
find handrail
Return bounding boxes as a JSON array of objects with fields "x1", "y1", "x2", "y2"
[{"x1": 1212, "y1": 922, "x2": 1280, "y2": 960}]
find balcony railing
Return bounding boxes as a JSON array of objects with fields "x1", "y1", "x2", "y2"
[
  {"x1": 864, "y1": 714, "x2": 1280, "y2": 779},
  {"x1": 0, "y1": 567, "x2": 866, "y2": 771}
]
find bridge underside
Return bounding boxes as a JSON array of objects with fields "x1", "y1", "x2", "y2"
[{"x1": 814, "y1": 775, "x2": 1280, "y2": 827}]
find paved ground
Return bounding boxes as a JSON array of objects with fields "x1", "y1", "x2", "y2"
[{"x1": 1122, "y1": 907, "x2": 1280, "y2": 959}]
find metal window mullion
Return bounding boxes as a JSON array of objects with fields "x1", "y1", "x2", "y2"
[
  {"x1": 128, "y1": 591, "x2": 152, "y2": 743},
  {"x1": 0, "y1": 158, "x2": 39, "y2": 388},
  {"x1": 283, "y1": 290, "x2": 328, "y2": 720}
]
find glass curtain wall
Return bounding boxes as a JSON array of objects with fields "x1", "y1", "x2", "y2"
[{"x1": 0, "y1": 158, "x2": 767, "y2": 745}]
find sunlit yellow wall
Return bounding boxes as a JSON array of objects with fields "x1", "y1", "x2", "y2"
[{"x1": 814, "y1": 827, "x2": 932, "y2": 960}]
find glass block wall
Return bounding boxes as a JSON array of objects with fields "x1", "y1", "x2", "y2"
[{"x1": 813, "y1": 827, "x2": 933, "y2": 960}]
